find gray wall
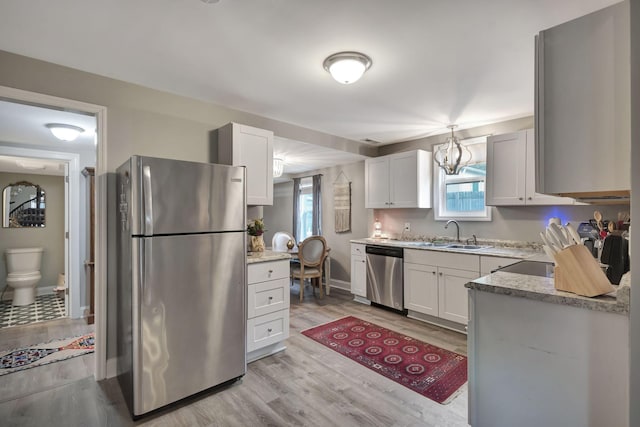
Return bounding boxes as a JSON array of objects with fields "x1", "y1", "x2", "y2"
[
  {"x1": 263, "y1": 161, "x2": 368, "y2": 286},
  {"x1": 0, "y1": 172, "x2": 64, "y2": 293},
  {"x1": 264, "y1": 118, "x2": 621, "y2": 290},
  {"x1": 0, "y1": 49, "x2": 373, "y2": 359}
]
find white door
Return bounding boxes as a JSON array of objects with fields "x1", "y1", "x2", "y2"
[
  {"x1": 486, "y1": 131, "x2": 527, "y2": 205},
  {"x1": 389, "y1": 152, "x2": 419, "y2": 208},
  {"x1": 350, "y1": 254, "x2": 367, "y2": 297},
  {"x1": 63, "y1": 162, "x2": 69, "y2": 316}
]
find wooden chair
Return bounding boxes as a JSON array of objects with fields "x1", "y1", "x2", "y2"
[
  {"x1": 272, "y1": 231, "x2": 296, "y2": 252},
  {"x1": 291, "y1": 235, "x2": 327, "y2": 302}
]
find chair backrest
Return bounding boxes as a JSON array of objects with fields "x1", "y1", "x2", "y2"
[
  {"x1": 298, "y1": 235, "x2": 327, "y2": 268},
  {"x1": 272, "y1": 231, "x2": 295, "y2": 251}
]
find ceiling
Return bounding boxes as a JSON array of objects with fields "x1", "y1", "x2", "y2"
[
  {"x1": 0, "y1": 99, "x2": 363, "y2": 177},
  {"x1": 0, "y1": 0, "x2": 619, "y2": 146}
]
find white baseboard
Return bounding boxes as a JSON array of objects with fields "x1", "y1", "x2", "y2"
[{"x1": 328, "y1": 279, "x2": 350, "y2": 292}]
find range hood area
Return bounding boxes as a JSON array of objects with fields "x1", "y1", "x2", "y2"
[
  {"x1": 534, "y1": 1, "x2": 630, "y2": 204},
  {"x1": 554, "y1": 191, "x2": 631, "y2": 205}
]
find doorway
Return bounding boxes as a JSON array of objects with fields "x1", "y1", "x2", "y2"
[{"x1": 0, "y1": 86, "x2": 107, "y2": 379}]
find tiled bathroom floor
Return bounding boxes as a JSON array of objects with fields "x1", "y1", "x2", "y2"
[{"x1": 0, "y1": 293, "x2": 66, "y2": 328}]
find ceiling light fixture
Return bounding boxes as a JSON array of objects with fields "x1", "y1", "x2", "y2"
[
  {"x1": 323, "y1": 51, "x2": 372, "y2": 84},
  {"x1": 46, "y1": 123, "x2": 85, "y2": 142},
  {"x1": 273, "y1": 157, "x2": 284, "y2": 178},
  {"x1": 433, "y1": 125, "x2": 472, "y2": 175}
]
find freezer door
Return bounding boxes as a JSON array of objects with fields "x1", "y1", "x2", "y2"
[
  {"x1": 130, "y1": 156, "x2": 246, "y2": 236},
  {"x1": 132, "y1": 232, "x2": 246, "y2": 416}
]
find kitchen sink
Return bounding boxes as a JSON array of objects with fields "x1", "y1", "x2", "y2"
[{"x1": 446, "y1": 244, "x2": 492, "y2": 250}]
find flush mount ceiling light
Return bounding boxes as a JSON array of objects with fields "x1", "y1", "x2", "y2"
[
  {"x1": 323, "y1": 51, "x2": 372, "y2": 84},
  {"x1": 46, "y1": 123, "x2": 85, "y2": 142},
  {"x1": 433, "y1": 125, "x2": 472, "y2": 175},
  {"x1": 273, "y1": 157, "x2": 284, "y2": 178}
]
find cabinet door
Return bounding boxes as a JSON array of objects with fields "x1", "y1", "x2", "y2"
[
  {"x1": 524, "y1": 129, "x2": 574, "y2": 205},
  {"x1": 486, "y1": 131, "x2": 527, "y2": 205},
  {"x1": 404, "y1": 262, "x2": 438, "y2": 316},
  {"x1": 365, "y1": 157, "x2": 390, "y2": 208},
  {"x1": 389, "y1": 152, "x2": 419, "y2": 208},
  {"x1": 351, "y1": 254, "x2": 367, "y2": 297},
  {"x1": 536, "y1": 2, "x2": 629, "y2": 196},
  {"x1": 218, "y1": 123, "x2": 274, "y2": 206},
  {"x1": 438, "y1": 267, "x2": 477, "y2": 324}
]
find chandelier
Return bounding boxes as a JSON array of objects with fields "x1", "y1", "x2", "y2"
[
  {"x1": 433, "y1": 125, "x2": 472, "y2": 175},
  {"x1": 273, "y1": 157, "x2": 284, "y2": 178}
]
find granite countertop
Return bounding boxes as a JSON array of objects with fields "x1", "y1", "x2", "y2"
[
  {"x1": 247, "y1": 250, "x2": 291, "y2": 264},
  {"x1": 350, "y1": 237, "x2": 540, "y2": 259},
  {"x1": 465, "y1": 270, "x2": 630, "y2": 315}
]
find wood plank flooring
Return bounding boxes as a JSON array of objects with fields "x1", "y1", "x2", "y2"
[{"x1": 0, "y1": 286, "x2": 469, "y2": 426}]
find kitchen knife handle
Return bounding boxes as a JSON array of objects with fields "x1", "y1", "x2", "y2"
[{"x1": 142, "y1": 165, "x2": 153, "y2": 236}]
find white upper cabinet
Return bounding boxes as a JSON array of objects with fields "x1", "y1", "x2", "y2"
[
  {"x1": 217, "y1": 123, "x2": 274, "y2": 206},
  {"x1": 535, "y1": 1, "x2": 630, "y2": 200},
  {"x1": 365, "y1": 150, "x2": 431, "y2": 209},
  {"x1": 486, "y1": 129, "x2": 574, "y2": 206}
]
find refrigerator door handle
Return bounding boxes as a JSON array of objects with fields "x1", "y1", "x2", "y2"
[
  {"x1": 142, "y1": 165, "x2": 154, "y2": 236},
  {"x1": 140, "y1": 238, "x2": 153, "y2": 305}
]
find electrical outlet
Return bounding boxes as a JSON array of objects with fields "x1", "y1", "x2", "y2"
[{"x1": 404, "y1": 222, "x2": 411, "y2": 232}]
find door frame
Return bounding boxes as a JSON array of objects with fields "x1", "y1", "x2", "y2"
[
  {"x1": 0, "y1": 86, "x2": 108, "y2": 380},
  {"x1": 0, "y1": 146, "x2": 80, "y2": 317}
]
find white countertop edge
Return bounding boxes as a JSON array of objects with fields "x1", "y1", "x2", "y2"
[
  {"x1": 247, "y1": 250, "x2": 291, "y2": 264},
  {"x1": 350, "y1": 238, "x2": 540, "y2": 259},
  {"x1": 466, "y1": 271, "x2": 629, "y2": 315}
]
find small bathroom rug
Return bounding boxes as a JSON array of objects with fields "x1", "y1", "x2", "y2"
[{"x1": 0, "y1": 333, "x2": 94, "y2": 376}]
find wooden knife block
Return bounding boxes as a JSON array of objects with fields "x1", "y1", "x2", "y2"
[{"x1": 554, "y1": 244, "x2": 615, "y2": 297}]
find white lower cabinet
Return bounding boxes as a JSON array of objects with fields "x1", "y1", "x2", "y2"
[
  {"x1": 350, "y1": 244, "x2": 367, "y2": 298},
  {"x1": 437, "y1": 267, "x2": 478, "y2": 324},
  {"x1": 247, "y1": 259, "x2": 290, "y2": 362},
  {"x1": 404, "y1": 249, "x2": 481, "y2": 328}
]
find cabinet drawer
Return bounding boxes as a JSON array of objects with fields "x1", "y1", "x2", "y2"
[
  {"x1": 248, "y1": 277, "x2": 289, "y2": 318},
  {"x1": 480, "y1": 256, "x2": 519, "y2": 276},
  {"x1": 351, "y1": 243, "x2": 366, "y2": 256},
  {"x1": 247, "y1": 309, "x2": 290, "y2": 352},
  {"x1": 405, "y1": 249, "x2": 479, "y2": 273},
  {"x1": 248, "y1": 260, "x2": 290, "y2": 284}
]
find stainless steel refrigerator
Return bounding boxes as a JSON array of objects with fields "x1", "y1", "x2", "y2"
[{"x1": 116, "y1": 155, "x2": 247, "y2": 417}]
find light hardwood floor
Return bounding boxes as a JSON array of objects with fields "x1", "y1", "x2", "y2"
[{"x1": 0, "y1": 286, "x2": 469, "y2": 427}]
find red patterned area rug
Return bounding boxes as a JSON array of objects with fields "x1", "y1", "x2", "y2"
[
  {"x1": 301, "y1": 316, "x2": 467, "y2": 404},
  {"x1": 0, "y1": 333, "x2": 94, "y2": 376}
]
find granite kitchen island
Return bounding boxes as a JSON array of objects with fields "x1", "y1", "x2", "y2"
[{"x1": 465, "y1": 268, "x2": 630, "y2": 427}]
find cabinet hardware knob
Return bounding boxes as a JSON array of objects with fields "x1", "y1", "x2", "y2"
[
  {"x1": 439, "y1": 272, "x2": 443, "y2": 276},
  {"x1": 527, "y1": 197, "x2": 532, "y2": 200},
  {"x1": 267, "y1": 328, "x2": 273, "y2": 333},
  {"x1": 268, "y1": 296, "x2": 273, "y2": 300},
  {"x1": 268, "y1": 270, "x2": 273, "y2": 273},
  {"x1": 519, "y1": 197, "x2": 524, "y2": 200},
  {"x1": 432, "y1": 271, "x2": 436, "y2": 275}
]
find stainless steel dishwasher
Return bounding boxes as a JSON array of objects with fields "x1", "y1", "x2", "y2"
[{"x1": 365, "y1": 245, "x2": 404, "y2": 311}]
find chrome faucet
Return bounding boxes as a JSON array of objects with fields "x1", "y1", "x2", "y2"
[{"x1": 445, "y1": 220, "x2": 461, "y2": 242}]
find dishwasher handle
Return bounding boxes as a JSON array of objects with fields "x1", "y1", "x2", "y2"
[{"x1": 365, "y1": 245, "x2": 403, "y2": 258}]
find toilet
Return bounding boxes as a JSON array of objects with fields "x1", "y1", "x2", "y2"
[{"x1": 5, "y1": 248, "x2": 43, "y2": 306}]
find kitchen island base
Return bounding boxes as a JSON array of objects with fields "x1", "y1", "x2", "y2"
[{"x1": 467, "y1": 289, "x2": 629, "y2": 427}]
